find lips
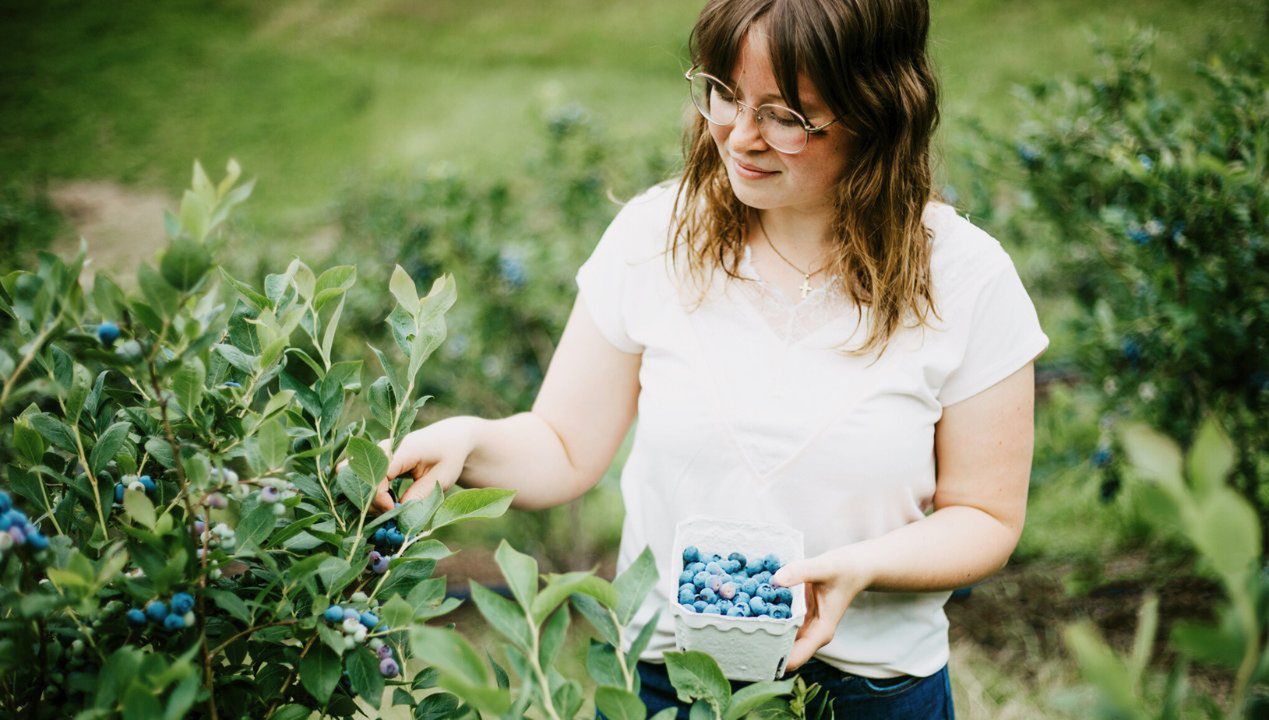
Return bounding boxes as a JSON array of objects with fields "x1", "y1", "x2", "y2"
[{"x1": 732, "y1": 157, "x2": 776, "y2": 174}]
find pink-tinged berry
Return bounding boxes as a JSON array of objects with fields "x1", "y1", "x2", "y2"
[
  {"x1": 259, "y1": 486, "x2": 280, "y2": 504},
  {"x1": 371, "y1": 554, "x2": 390, "y2": 574},
  {"x1": 378, "y1": 658, "x2": 399, "y2": 678},
  {"x1": 376, "y1": 644, "x2": 393, "y2": 660}
]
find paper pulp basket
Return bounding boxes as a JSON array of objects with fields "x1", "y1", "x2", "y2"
[{"x1": 669, "y1": 516, "x2": 806, "y2": 682}]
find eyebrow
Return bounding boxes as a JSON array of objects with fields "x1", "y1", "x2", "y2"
[{"x1": 727, "y1": 77, "x2": 823, "y2": 110}]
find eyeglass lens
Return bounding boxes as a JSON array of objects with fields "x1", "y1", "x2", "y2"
[{"x1": 688, "y1": 74, "x2": 808, "y2": 153}]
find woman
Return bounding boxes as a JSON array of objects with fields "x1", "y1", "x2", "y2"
[{"x1": 369, "y1": 0, "x2": 1047, "y2": 716}]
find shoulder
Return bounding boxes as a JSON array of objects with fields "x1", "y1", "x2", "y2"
[
  {"x1": 922, "y1": 201, "x2": 1015, "y2": 305},
  {"x1": 596, "y1": 177, "x2": 684, "y2": 265}
]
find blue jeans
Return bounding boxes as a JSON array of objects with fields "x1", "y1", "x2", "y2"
[{"x1": 598, "y1": 658, "x2": 954, "y2": 719}]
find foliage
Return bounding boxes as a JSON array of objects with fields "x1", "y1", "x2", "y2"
[
  {"x1": 1064, "y1": 415, "x2": 1268, "y2": 718},
  {"x1": 995, "y1": 33, "x2": 1268, "y2": 511},
  {"x1": 0, "y1": 179, "x2": 62, "y2": 276}
]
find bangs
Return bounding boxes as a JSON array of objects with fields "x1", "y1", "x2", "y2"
[{"x1": 690, "y1": 0, "x2": 848, "y2": 122}]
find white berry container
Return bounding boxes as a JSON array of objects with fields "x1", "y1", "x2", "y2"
[{"x1": 669, "y1": 515, "x2": 806, "y2": 682}]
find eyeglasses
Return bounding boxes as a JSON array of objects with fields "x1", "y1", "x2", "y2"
[{"x1": 685, "y1": 67, "x2": 839, "y2": 154}]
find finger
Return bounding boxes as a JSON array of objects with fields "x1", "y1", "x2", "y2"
[
  {"x1": 401, "y1": 458, "x2": 461, "y2": 504},
  {"x1": 372, "y1": 478, "x2": 395, "y2": 514},
  {"x1": 772, "y1": 556, "x2": 830, "y2": 588},
  {"x1": 783, "y1": 615, "x2": 834, "y2": 672}
]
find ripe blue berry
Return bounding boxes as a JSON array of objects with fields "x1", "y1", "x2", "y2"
[
  {"x1": 735, "y1": 592, "x2": 751, "y2": 606},
  {"x1": 27, "y1": 531, "x2": 48, "y2": 551},
  {"x1": 753, "y1": 571, "x2": 773, "y2": 585},
  {"x1": 740, "y1": 578, "x2": 758, "y2": 596},
  {"x1": 145, "y1": 600, "x2": 167, "y2": 621},
  {"x1": 749, "y1": 597, "x2": 766, "y2": 615},
  {"x1": 678, "y1": 585, "x2": 695, "y2": 604},
  {"x1": 97, "y1": 322, "x2": 121, "y2": 346},
  {"x1": 163, "y1": 613, "x2": 186, "y2": 631},
  {"x1": 114, "y1": 483, "x2": 125, "y2": 503},
  {"x1": 0, "y1": 491, "x2": 9, "y2": 513},
  {"x1": 686, "y1": 561, "x2": 706, "y2": 574},
  {"x1": 762, "y1": 554, "x2": 781, "y2": 573},
  {"x1": 682, "y1": 546, "x2": 701, "y2": 564},
  {"x1": 693, "y1": 571, "x2": 709, "y2": 590},
  {"x1": 372, "y1": 528, "x2": 387, "y2": 545},
  {"x1": 775, "y1": 588, "x2": 794, "y2": 606},
  {"x1": 693, "y1": 600, "x2": 707, "y2": 613},
  {"x1": 323, "y1": 605, "x2": 344, "y2": 623},
  {"x1": 379, "y1": 658, "x2": 400, "y2": 678},
  {"x1": 139, "y1": 475, "x2": 156, "y2": 493},
  {"x1": 387, "y1": 529, "x2": 405, "y2": 546},
  {"x1": 679, "y1": 569, "x2": 695, "y2": 584},
  {"x1": 126, "y1": 608, "x2": 147, "y2": 625},
  {"x1": 343, "y1": 608, "x2": 360, "y2": 622},
  {"x1": 726, "y1": 605, "x2": 748, "y2": 617},
  {"x1": 723, "y1": 559, "x2": 742, "y2": 574},
  {"x1": 770, "y1": 603, "x2": 791, "y2": 619},
  {"x1": 170, "y1": 592, "x2": 194, "y2": 614},
  {"x1": 359, "y1": 612, "x2": 380, "y2": 630},
  {"x1": 699, "y1": 588, "x2": 717, "y2": 604},
  {"x1": 703, "y1": 604, "x2": 719, "y2": 615},
  {"x1": 727, "y1": 551, "x2": 746, "y2": 565},
  {"x1": 372, "y1": 554, "x2": 390, "y2": 574},
  {"x1": 705, "y1": 561, "x2": 723, "y2": 575},
  {"x1": 745, "y1": 557, "x2": 765, "y2": 575},
  {"x1": 757, "y1": 584, "x2": 776, "y2": 602},
  {"x1": 717, "y1": 599, "x2": 733, "y2": 613}
]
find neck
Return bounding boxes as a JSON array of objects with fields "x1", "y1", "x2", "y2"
[{"x1": 750, "y1": 205, "x2": 835, "y2": 272}]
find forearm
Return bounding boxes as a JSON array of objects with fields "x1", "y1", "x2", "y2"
[
  {"x1": 455, "y1": 412, "x2": 590, "y2": 511},
  {"x1": 845, "y1": 506, "x2": 1022, "y2": 593}
]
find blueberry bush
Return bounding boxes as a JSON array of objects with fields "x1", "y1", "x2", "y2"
[
  {"x1": 1064, "y1": 415, "x2": 1269, "y2": 717},
  {"x1": 993, "y1": 34, "x2": 1267, "y2": 513},
  {"x1": 0, "y1": 160, "x2": 817, "y2": 718}
]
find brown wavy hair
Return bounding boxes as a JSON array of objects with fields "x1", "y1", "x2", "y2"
[{"x1": 667, "y1": 0, "x2": 942, "y2": 358}]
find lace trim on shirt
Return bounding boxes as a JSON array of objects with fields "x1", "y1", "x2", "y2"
[{"x1": 732, "y1": 245, "x2": 856, "y2": 344}]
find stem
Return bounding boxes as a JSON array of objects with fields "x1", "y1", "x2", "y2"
[
  {"x1": 527, "y1": 616, "x2": 563, "y2": 720},
  {"x1": 608, "y1": 609, "x2": 635, "y2": 692}
]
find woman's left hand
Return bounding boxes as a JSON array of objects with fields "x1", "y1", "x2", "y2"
[{"x1": 772, "y1": 546, "x2": 874, "y2": 673}]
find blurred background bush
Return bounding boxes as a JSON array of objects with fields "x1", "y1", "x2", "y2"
[{"x1": 1, "y1": 0, "x2": 1265, "y2": 716}]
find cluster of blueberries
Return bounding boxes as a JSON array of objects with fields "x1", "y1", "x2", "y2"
[
  {"x1": 321, "y1": 593, "x2": 399, "y2": 676},
  {"x1": 126, "y1": 592, "x2": 196, "y2": 632},
  {"x1": 113, "y1": 474, "x2": 157, "y2": 503},
  {"x1": 0, "y1": 491, "x2": 51, "y2": 553},
  {"x1": 367, "y1": 521, "x2": 406, "y2": 574},
  {"x1": 677, "y1": 546, "x2": 794, "y2": 619}
]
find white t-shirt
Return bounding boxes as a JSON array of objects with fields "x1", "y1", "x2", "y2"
[{"x1": 574, "y1": 179, "x2": 1049, "y2": 679}]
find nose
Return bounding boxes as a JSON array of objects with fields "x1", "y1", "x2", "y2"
[{"x1": 729, "y1": 104, "x2": 770, "y2": 152}]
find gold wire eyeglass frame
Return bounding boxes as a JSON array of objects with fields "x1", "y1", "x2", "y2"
[{"x1": 684, "y1": 66, "x2": 839, "y2": 154}]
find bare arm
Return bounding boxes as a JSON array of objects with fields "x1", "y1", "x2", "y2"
[{"x1": 375, "y1": 294, "x2": 641, "y2": 512}]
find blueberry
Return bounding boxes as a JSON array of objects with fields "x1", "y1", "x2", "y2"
[
  {"x1": 710, "y1": 553, "x2": 722, "y2": 562},
  {"x1": 126, "y1": 608, "x2": 147, "y2": 625},
  {"x1": 757, "y1": 584, "x2": 776, "y2": 602},
  {"x1": 323, "y1": 605, "x2": 344, "y2": 623},
  {"x1": 139, "y1": 475, "x2": 156, "y2": 493},
  {"x1": 1092, "y1": 447, "x2": 1113, "y2": 468},
  {"x1": 0, "y1": 491, "x2": 9, "y2": 513},
  {"x1": 221, "y1": 381, "x2": 242, "y2": 388},
  {"x1": 387, "y1": 529, "x2": 405, "y2": 546},
  {"x1": 726, "y1": 605, "x2": 748, "y2": 617},
  {"x1": 762, "y1": 554, "x2": 781, "y2": 573},
  {"x1": 259, "y1": 486, "x2": 280, "y2": 504},
  {"x1": 0, "y1": 514, "x2": 9, "y2": 531},
  {"x1": 343, "y1": 608, "x2": 360, "y2": 622},
  {"x1": 678, "y1": 585, "x2": 695, "y2": 604},
  {"x1": 379, "y1": 658, "x2": 400, "y2": 678},
  {"x1": 693, "y1": 571, "x2": 709, "y2": 590},
  {"x1": 769, "y1": 605, "x2": 790, "y2": 620},
  {"x1": 376, "y1": 644, "x2": 394, "y2": 660},
  {"x1": 735, "y1": 592, "x2": 751, "y2": 605},
  {"x1": 145, "y1": 601, "x2": 167, "y2": 621},
  {"x1": 27, "y1": 531, "x2": 48, "y2": 551},
  {"x1": 705, "y1": 561, "x2": 724, "y2": 575},
  {"x1": 717, "y1": 599, "x2": 733, "y2": 613},
  {"x1": 372, "y1": 527, "x2": 387, "y2": 545},
  {"x1": 723, "y1": 559, "x2": 741, "y2": 574},
  {"x1": 359, "y1": 612, "x2": 380, "y2": 629},
  {"x1": 754, "y1": 571, "x2": 773, "y2": 585},
  {"x1": 8, "y1": 526, "x2": 25, "y2": 545},
  {"x1": 740, "y1": 578, "x2": 758, "y2": 596},
  {"x1": 693, "y1": 600, "x2": 707, "y2": 613},
  {"x1": 708, "y1": 575, "x2": 723, "y2": 593},
  {"x1": 775, "y1": 588, "x2": 794, "y2": 606},
  {"x1": 749, "y1": 597, "x2": 767, "y2": 614},
  {"x1": 682, "y1": 546, "x2": 701, "y2": 564},
  {"x1": 727, "y1": 551, "x2": 746, "y2": 565},
  {"x1": 703, "y1": 604, "x2": 719, "y2": 615},
  {"x1": 687, "y1": 561, "x2": 706, "y2": 574},
  {"x1": 114, "y1": 483, "x2": 125, "y2": 503},
  {"x1": 170, "y1": 592, "x2": 194, "y2": 614},
  {"x1": 163, "y1": 613, "x2": 186, "y2": 631},
  {"x1": 699, "y1": 588, "x2": 717, "y2": 604},
  {"x1": 97, "y1": 322, "x2": 121, "y2": 346},
  {"x1": 679, "y1": 569, "x2": 695, "y2": 584},
  {"x1": 372, "y1": 555, "x2": 390, "y2": 574},
  {"x1": 719, "y1": 582, "x2": 736, "y2": 600},
  {"x1": 745, "y1": 557, "x2": 765, "y2": 575}
]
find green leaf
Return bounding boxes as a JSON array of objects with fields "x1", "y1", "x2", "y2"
[
  {"x1": 595, "y1": 687, "x2": 647, "y2": 720},
  {"x1": 219, "y1": 268, "x2": 271, "y2": 311},
  {"x1": 268, "y1": 704, "x2": 312, "y2": 720},
  {"x1": 412, "y1": 693, "x2": 461, "y2": 720},
  {"x1": 300, "y1": 645, "x2": 341, "y2": 704},
  {"x1": 532, "y1": 572, "x2": 616, "y2": 624},
  {"x1": 587, "y1": 640, "x2": 627, "y2": 688},
  {"x1": 1193, "y1": 488, "x2": 1261, "y2": 585},
  {"x1": 346, "y1": 646, "x2": 385, "y2": 704},
  {"x1": 410, "y1": 625, "x2": 490, "y2": 688},
  {"x1": 11, "y1": 418, "x2": 45, "y2": 465},
  {"x1": 89, "y1": 421, "x2": 131, "y2": 475},
  {"x1": 613, "y1": 546, "x2": 659, "y2": 626},
  {"x1": 628, "y1": 609, "x2": 661, "y2": 667},
  {"x1": 173, "y1": 357, "x2": 206, "y2": 418},
  {"x1": 495, "y1": 540, "x2": 539, "y2": 611},
  {"x1": 255, "y1": 418, "x2": 289, "y2": 472},
  {"x1": 431, "y1": 487, "x2": 516, "y2": 531},
  {"x1": 389, "y1": 265, "x2": 420, "y2": 315},
  {"x1": 1064, "y1": 623, "x2": 1148, "y2": 720},
  {"x1": 1187, "y1": 416, "x2": 1235, "y2": 496},
  {"x1": 236, "y1": 503, "x2": 278, "y2": 550},
  {"x1": 336, "y1": 465, "x2": 374, "y2": 512},
  {"x1": 214, "y1": 342, "x2": 257, "y2": 373},
  {"x1": 348, "y1": 436, "x2": 389, "y2": 490},
  {"x1": 208, "y1": 588, "x2": 251, "y2": 623},
  {"x1": 28, "y1": 412, "x2": 77, "y2": 454},
  {"x1": 123, "y1": 488, "x2": 156, "y2": 530},
  {"x1": 469, "y1": 581, "x2": 532, "y2": 650},
  {"x1": 397, "y1": 489, "x2": 444, "y2": 535},
  {"x1": 539, "y1": 603, "x2": 570, "y2": 668},
  {"x1": 572, "y1": 593, "x2": 619, "y2": 646},
  {"x1": 723, "y1": 679, "x2": 794, "y2": 719},
  {"x1": 1119, "y1": 422, "x2": 1184, "y2": 494},
  {"x1": 650, "y1": 710, "x2": 678, "y2": 720},
  {"x1": 123, "y1": 682, "x2": 162, "y2": 720},
  {"x1": 664, "y1": 651, "x2": 731, "y2": 713},
  {"x1": 379, "y1": 595, "x2": 414, "y2": 629},
  {"x1": 161, "y1": 235, "x2": 212, "y2": 291}
]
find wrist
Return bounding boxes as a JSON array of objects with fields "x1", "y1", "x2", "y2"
[
  {"x1": 829, "y1": 542, "x2": 880, "y2": 592},
  {"x1": 435, "y1": 415, "x2": 482, "y2": 462}
]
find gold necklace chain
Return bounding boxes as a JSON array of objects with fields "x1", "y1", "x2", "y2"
[{"x1": 755, "y1": 213, "x2": 830, "y2": 299}]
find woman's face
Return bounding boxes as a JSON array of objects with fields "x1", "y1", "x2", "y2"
[{"x1": 709, "y1": 24, "x2": 851, "y2": 216}]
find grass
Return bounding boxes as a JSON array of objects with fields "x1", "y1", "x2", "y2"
[{"x1": 1, "y1": 0, "x2": 1263, "y2": 242}]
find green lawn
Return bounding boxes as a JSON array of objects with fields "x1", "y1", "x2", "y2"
[{"x1": 1, "y1": 0, "x2": 1262, "y2": 240}]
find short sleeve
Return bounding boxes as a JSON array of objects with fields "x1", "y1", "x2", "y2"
[
  {"x1": 574, "y1": 197, "x2": 649, "y2": 354},
  {"x1": 937, "y1": 256, "x2": 1050, "y2": 406}
]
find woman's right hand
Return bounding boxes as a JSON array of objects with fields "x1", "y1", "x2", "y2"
[{"x1": 338, "y1": 416, "x2": 479, "y2": 513}]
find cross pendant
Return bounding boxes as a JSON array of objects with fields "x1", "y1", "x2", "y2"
[{"x1": 799, "y1": 275, "x2": 812, "y2": 299}]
